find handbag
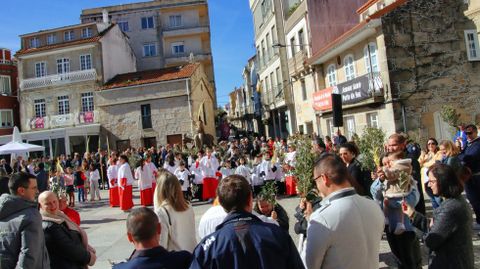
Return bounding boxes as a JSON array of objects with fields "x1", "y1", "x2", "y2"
[{"x1": 161, "y1": 206, "x2": 182, "y2": 251}]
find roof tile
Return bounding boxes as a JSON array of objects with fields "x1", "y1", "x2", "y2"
[{"x1": 102, "y1": 63, "x2": 199, "y2": 90}]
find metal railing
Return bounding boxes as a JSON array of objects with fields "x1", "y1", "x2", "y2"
[{"x1": 21, "y1": 69, "x2": 97, "y2": 90}]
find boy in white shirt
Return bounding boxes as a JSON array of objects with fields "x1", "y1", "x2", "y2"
[
  {"x1": 235, "y1": 157, "x2": 251, "y2": 183},
  {"x1": 174, "y1": 161, "x2": 191, "y2": 201}
]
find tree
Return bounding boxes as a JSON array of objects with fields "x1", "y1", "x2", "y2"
[{"x1": 357, "y1": 127, "x2": 386, "y2": 172}]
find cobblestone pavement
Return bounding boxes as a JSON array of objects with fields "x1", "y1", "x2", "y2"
[{"x1": 76, "y1": 188, "x2": 479, "y2": 269}]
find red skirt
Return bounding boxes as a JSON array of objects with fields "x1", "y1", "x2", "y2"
[
  {"x1": 119, "y1": 178, "x2": 133, "y2": 211},
  {"x1": 140, "y1": 188, "x2": 153, "y2": 206},
  {"x1": 109, "y1": 186, "x2": 119, "y2": 207},
  {"x1": 285, "y1": 176, "x2": 297, "y2": 196},
  {"x1": 202, "y1": 177, "x2": 218, "y2": 200},
  {"x1": 151, "y1": 182, "x2": 156, "y2": 202}
]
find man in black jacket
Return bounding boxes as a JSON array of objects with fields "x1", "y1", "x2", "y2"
[{"x1": 114, "y1": 207, "x2": 192, "y2": 269}]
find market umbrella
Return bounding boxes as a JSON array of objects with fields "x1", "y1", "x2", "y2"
[{"x1": 0, "y1": 126, "x2": 45, "y2": 154}]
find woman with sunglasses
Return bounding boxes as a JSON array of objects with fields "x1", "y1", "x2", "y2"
[{"x1": 418, "y1": 138, "x2": 442, "y2": 208}]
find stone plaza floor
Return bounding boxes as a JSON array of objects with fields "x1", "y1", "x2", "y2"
[{"x1": 75, "y1": 188, "x2": 480, "y2": 269}]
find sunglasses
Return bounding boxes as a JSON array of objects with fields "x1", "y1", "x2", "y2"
[
  {"x1": 466, "y1": 131, "x2": 473, "y2": 135},
  {"x1": 427, "y1": 142, "x2": 436, "y2": 145}
]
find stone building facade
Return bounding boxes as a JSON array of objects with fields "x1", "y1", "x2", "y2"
[
  {"x1": 96, "y1": 63, "x2": 215, "y2": 150},
  {"x1": 381, "y1": 0, "x2": 480, "y2": 141},
  {"x1": 80, "y1": 0, "x2": 216, "y2": 105},
  {"x1": 0, "y1": 48, "x2": 20, "y2": 136},
  {"x1": 9, "y1": 22, "x2": 136, "y2": 156}
]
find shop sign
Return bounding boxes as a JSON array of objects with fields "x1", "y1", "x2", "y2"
[{"x1": 312, "y1": 87, "x2": 333, "y2": 111}]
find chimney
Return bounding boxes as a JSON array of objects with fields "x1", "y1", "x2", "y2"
[{"x1": 102, "y1": 9, "x2": 109, "y2": 24}]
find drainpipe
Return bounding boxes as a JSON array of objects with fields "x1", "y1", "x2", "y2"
[
  {"x1": 186, "y1": 79, "x2": 193, "y2": 136},
  {"x1": 401, "y1": 103, "x2": 407, "y2": 134}
]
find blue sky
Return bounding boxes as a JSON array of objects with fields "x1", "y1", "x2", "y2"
[{"x1": 0, "y1": 0, "x2": 255, "y2": 106}]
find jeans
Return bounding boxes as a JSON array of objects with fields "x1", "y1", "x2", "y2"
[
  {"x1": 465, "y1": 175, "x2": 480, "y2": 224},
  {"x1": 77, "y1": 187, "x2": 85, "y2": 202},
  {"x1": 386, "y1": 230, "x2": 422, "y2": 269}
]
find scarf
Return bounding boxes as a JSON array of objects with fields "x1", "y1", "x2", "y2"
[{"x1": 40, "y1": 210, "x2": 89, "y2": 250}]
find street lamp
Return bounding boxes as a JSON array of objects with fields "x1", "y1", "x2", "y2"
[{"x1": 272, "y1": 43, "x2": 311, "y2": 48}]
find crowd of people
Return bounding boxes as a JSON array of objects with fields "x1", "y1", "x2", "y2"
[{"x1": 0, "y1": 124, "x2": 478, "y2": 269}]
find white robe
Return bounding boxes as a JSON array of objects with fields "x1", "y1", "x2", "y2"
[
  {"x1": 107, "y1": 165, "x2": 118, "y2": 187},
  {"x1": 258, "y1": 159, "x2": 277, "y2": 181},
  {"x1": 135, "y1": 166, "x2": 153, "y2": 191},
  {"x1": 235, "y1": 165, "x2": 251, "y2": 183},
  {"x1": 174, "y1": 168, "x2": 191, "y2": 191},
  {"x1": 199, "y1": 155, "x2": 219, "y2": 178},
  {"x1": 118, "y1": 163, "x2": 134, "y2": 187}
]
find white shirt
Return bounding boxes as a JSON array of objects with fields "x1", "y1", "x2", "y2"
[
  {"x1": 197, "y1": 206, "x2": 279, "y2": 241},
  {"x1": 235, "y1": 165, "x2": 251, "y2": 183},
  {"x1": 107, "y1": 164, "x2": 118, "y2": 187},
  {"x1": 220, "y1": 167, "x2": 234, "y2": 179},
  {"x1": 285, "y1": 151, "x2": 297, "y2": 167},
  {"x1": 145, "y1": 162, "x2": 158, "y2": 181},
  {"x1": 190, "y1": 162, "x2": 203, "y2": 184},
  {"x1": 163, "y1": 163, "x2": 177, "y2": 174},
  {"x1": 302, "y1": 188, "x2": 384, "y2": 269},
  {"x1": 251, "y1": 164, "x2": 264, "y2": 186},
  {"x1": 174, "y1": 168, "x2": 191, "y2": 191},
  {"x1": 88, "y1": 169, "x2": 100, "y2": 181},
  {"x1": 135, "y1": 166, "x2": 153, "y2": 190},
  {"x1": 199, "y1": 155, "x2": 219, "y2": 178},
  {"x1": 118, "y1": 162, "x2": 134, "y2": 186},
  {"x1": 258, "y1": 159, "x2": 277, "y2": 181}
]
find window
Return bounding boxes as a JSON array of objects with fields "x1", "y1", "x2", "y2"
[
  {"x1": 298, "y1": 125, "x2": 304, "y2": 134},
  {"x1": 29, "y1": 37, "x2": 40, "y2": 48},
  {"x1": 271, "y1": 25, "x2": 278, "y2": 55},
  {"x1": 298, "y1": 29, "x2": 305, "y2": 51},
  {"x1": 367, "y1": 112, "x2": 379, "y2": 128},
  {"x1": 326, "y1": 119, "x2": 335, "y2": 138},
  {"x1": 344, "y1": 116, "x2": 356, "y2": 140},
  {"x1": 169, "y1": 15, "x2": 182, "y2": 28},
  {"x1": 143, "y1": 43, "x2": 157, "y2": 57},
  {"x1": 261, "y1": 40, "x2": 266, "y2": 65},
  {"x1": 81, "y1": 27, "x2": 92, "y2": 38},
  {"x1": 141, "y1": 104, "x2": 152, "y2": 129},
  {"x1": 0, "y1": 110, "x2": 13, "y2": 128},
  {"x1": 275, "y1": 67, "x2": 282, "y2": 90},
  {"x1": 0, "y1": 76, "x2": 11, "y2": 95},
  {"x1": 464, "y1": 30, "x2": 480, "y2": 61},
  {"x1": 202, "y1": 103, "x2": 207, "y2": 125},
  {"x1": 118, "y1": 21, "x2": 129, "y2": 32},
  {"x1": 266, "y1": 33, "x2": 271, "y2": 60},
  {"x1": 172, "y1": 42, "x2": 184, "y2": 55},
  {"x1": 364, "y1": 43, "x2": 378, "y2": 73},
  {"x1": 141, "y1": 16, "x2": 154, "y2": 29},
  {"x1": 81, "y1": 92, "x2": 94, "y2": 112},
  {"x1": 35, "y1": 62, "x2": 47, "y2": 77},
  {"x1": 58, "y1": 96, "x2": 70, "y2": 115},
  {"x1": 269, "y1": 72, "x2": 275, "y2": 95},
  {"x1": 344, "y1": 55, "x2": 356, "y2": 81},
  {"x1": 261, "y1": 0, "x2": 272, "y2": 17},
  {"x1": 56, "y1": 58, "x2": 70, "y2": 74},
  {"x1": 327, "y1": 64, "x2": 337, "y2": 87},
  {"x1": 80, "y1": 54, "x2": 92, "y2": 70},
  {"x1": 34, "y1": 99, "x2": 46, "y2": 118},
  {"x1": 64, "y1": 30, "x2": 75, "y2": 41},
  {"x1": 290, "y1": 37, "x2": 296, "y2": 57},
  {"x1": 47, "y1": 34, "x2": 56, "y2": 45},
  {"x1": 301, "y1": 79, "x2": 307, "y2": 101}
]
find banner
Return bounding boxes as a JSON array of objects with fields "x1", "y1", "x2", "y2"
[{"x1": 312, "y1": 87, "x2": 333, "y2": 111}]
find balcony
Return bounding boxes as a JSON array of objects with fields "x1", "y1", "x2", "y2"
[
  {"x1": 163, "y1": 24, "x2": 210, "y2": 38},
  {"x1": 26, "y1": 111, "x2": 97, "y2": 131},
  {"x1": 164, "y1": 52, "x2": 212, "y2": 66},
  {"x1": 21, "y1": 69, "x2": 97, "y2": 90},
  {"x1": 288, "y1": 50, "x2": 308, "y2": 77}
]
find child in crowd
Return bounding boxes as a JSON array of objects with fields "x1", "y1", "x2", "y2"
[
  {"x1": 49, "y1": 170, "x2": 65, "y2": 190},
  {"x1": 64, "y1": 167, "x2": 75, "y2": 207},
  {"x1": 251, "y1": 155, "x2": 264, "y2": 196},
  {"x1": 88, "y1": 163, "x2": 101, "y2": 201},
  {"x1": 74, "y1": 165, "x2": 86, "y2": 203},
  {"x1": 235, "y1": 157, "x2": 251, "y2": 184},
  {"x1": 219, "y1": 159, "x2": 234, "y2": 180},
  {"x1": 382, "y1": 151, "x2": 414, "y2": 235},
  {"x1": 174, "y1": 161, "x2": 191, "y2": 201}
]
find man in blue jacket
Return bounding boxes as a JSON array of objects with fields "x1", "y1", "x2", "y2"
[
  {"x1": 458, "y1": 124, "x2": 480, "y2": 231},
  {"x1": 190, "y1": 174, "x2": 304, "y2": 269},
  {"x1": 114, "y1": 207, "x2": 192, "y2": 269}
]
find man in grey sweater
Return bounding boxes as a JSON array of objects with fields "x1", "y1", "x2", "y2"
[{"x1": 0, "y1": 172, "x2": 50, "y2": 269}]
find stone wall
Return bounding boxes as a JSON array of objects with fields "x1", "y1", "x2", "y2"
[{"x1": 382, "y1": 0, "x2": 480, "y2": 140}]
